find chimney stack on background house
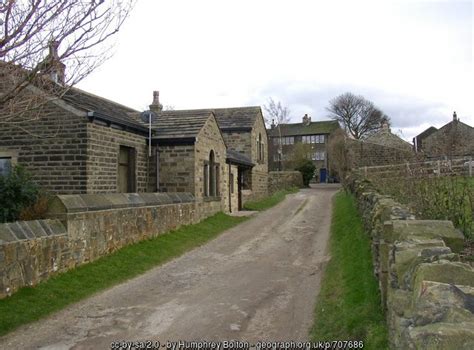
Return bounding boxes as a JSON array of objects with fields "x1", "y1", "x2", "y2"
[
  {"x1": 271, "y1": 119, "x2": 276, "y2": 129},
  {"x1": 48, "y1": 41, "x2": 65, "y2": 85},
  {"x1": 150, "y1": 90, "x2": 163, "y2": 114},
  {"x1": 381, "y1": 120, "x2": 391, "y2": 133},
  {"x1": 302, "y1": 113, "x2": 311, "y2": 126},
  {"x1": 453, "y1": 111, "x2": 458, "y2": 122}
]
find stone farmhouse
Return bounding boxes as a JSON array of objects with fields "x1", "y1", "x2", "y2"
[
  {"x1": 267, "y1": 114, "x2": 340, "y2": 182},
  {"x1": 413, "y1": 112, "x2": 474, "y2": 158},
  {"x1": 0, "y1": 77, "x2": 267, "y2": 214}
]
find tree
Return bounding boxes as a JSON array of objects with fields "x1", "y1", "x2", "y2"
[
  {"x1": 263, "y1": 97, "x2": 291, "y2": 127},
  {"x1": 327, "y1": 128, "x2": 353, "y2": 180},
  {"x1": 264, "y1": 97, "x2": 291, "y2": 170},
  {"x1": 0, "y1": 0, "x2": 135, "y2": 123},
  {"x1": 326, "y1": 92, "x2": 389, "y2": 139},
  {"x1": 295, "y1": 160, "x2": 316, "y2": 187}
]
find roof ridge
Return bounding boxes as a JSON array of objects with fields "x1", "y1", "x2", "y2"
[{"x1": 68, "y1": 86, "x2": 138, "y2": 113}]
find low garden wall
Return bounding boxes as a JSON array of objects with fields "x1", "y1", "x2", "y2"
[
  {"x1": 0, "y1": 193, "x2": 221, "y2": 299},
  {"x1": 346, "y1": 174, "x2": 474, "y2": 349},
  {"x1": 268, "y1": 171, "x2": 303, "y2": 193}
]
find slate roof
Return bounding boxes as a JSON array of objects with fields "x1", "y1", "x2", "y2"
[
  {"x1": 268, "y1": 120, "x2": 340, "y2": 137},
  {"x1": 163, "y1": 106, "x2": 261, "y2": 130},
  {"x1": 62, "y1": 87, "x2": 140, "y2": 125},
  {"x1": 149, "y1": 110, "x2": 213, "y2": 140},
  {"x1": 415, "y1": 126, "x2": 438, "y2": 141},
  {"x1": 364, "y1": 128, "x2": 412, "y2": 150},
  {"x1": 226, "y1": 149, "x2": 254, "y2": 167}
]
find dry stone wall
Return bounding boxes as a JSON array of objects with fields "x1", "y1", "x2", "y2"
[
  {"x1": 268, "y1": 171, "x2": 303, "y2": 194},
  {"x1": 346, "y1": 174, "x2": 474, "y2": 349},
  {"x1": 0, "y1": 193, "x2": 222, "y2": 299}
]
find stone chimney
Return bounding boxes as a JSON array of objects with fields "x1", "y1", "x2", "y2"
[
  {"x1": 381, "y1": 120, "x2": 391, "y2": 133},
  {"x1": 270, "y1": 119, "x2": 276, "y2": 129},
  {"x1": 453, "y1": 111, "x2": 458, "y2": 122},
  {"x1": 48, "y1": 41, "x2": 65, "y2": 85},
  {"x1": 302, "y1": 113, "x2": 311, "y2": 126},
  {"x1": 150, "y1": 90, "x2": 163, "y2": 114}
]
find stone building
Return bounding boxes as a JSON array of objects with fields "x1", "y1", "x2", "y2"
[
  {"x1": 212, "y1": 106, "x2": 268, "y2": 202},
  {"x1": 150, "y1": 106, "x2": 269, "y2": 203},
  {"x1": 267, "y1": 114, "x2": 340, "y2": 182},
  {"x1": 0, "y1": 74, "x2": 265, "y2": 213},
  {"x1": 0, "y1": 85, "x2": 151, "y2": 194},
  {"x1": 140, "y1": 105, "x2": 254, "y2": 212},
  {"x1": 414, "y1": 112, "x2": 474, "y2": 158},
  {"x1": 346, "y1": 122, "x2": 415, "y2": 168}
]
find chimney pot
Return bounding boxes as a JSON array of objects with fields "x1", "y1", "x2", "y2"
[
  {"x1": 150, "y1": 90, "x2": 163, "y2": 113},
  {"x1": 47, "y1": 40, "x2": 65, "y2": 84},
  {"x1": 453, "y1": 111, "x2": 457, "y2": 121}
]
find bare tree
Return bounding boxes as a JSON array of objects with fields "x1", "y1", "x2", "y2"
[
  {"x1": 0, "y1": 0, "x2": 135, "y2": 124},
  {"x1": 264, "y1": 98, "x2": 291, "y2": 170},
  {"x1": 326, "y1": 92, "x2": 389, "y2": 139},
  {"x1": 263, "y1": 97, "x2": 290, "y2": 126}
]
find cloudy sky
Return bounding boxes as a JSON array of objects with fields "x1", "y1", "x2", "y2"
[{"x1": 78, "y1": 0, "x2": 473, "y2": 141}]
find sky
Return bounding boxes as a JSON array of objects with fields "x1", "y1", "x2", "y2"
[{"x1": 77, "y1": 0, "x2": 473, "y2": 142}]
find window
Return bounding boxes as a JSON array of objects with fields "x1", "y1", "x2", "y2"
[
  {"x1": 302, "y1": 135, "x2": 325, "y2": 144},
  {"x1": 205, "y1": 150, "x2": 219, "y2": 197},
  {"x1": 118, "y1": 146, "x2": 136, "y2": 193},
  {"x1": 312, "y1": 151, "x2": 325, "y2": 161},
  {"x1": 279, "y1": 136, "x2": 294, "y2": 145},
  {"x1": 0, "y1": 157, "x2": 12, "y2": 177},
  {"x1": 273, "y1": 137, "x2": 280, "y2": 146}
]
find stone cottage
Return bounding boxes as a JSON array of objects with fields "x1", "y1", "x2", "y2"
[
  {"x1": 414, "y1": 112, "x2": 474, "y2": 158},
  {"x1": 145, "y1": 104, "x2": 269, "y2": 204}
]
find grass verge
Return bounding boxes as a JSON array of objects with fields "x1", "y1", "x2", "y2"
[
  {"x1": 0, "y1": 212, "x2": 247, "y2": 336},
  {"x1": 243, "y1": 187, "x2": 299, "y2": 211},
  {"x1": 311, "y1": 191, "x2": 389, "y2": 349}
]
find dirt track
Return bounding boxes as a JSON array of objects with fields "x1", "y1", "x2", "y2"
[{"x1": 0, "y1": 185, "x2": 340, "y2": 349}]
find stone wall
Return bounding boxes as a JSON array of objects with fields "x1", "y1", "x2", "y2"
[
  {"x1": 250, "y1": 115, "x2": 269, "y2": 200},
  {"x1": 86, "y1": 122, "x2": 150, "y2": 193},
  {"x1": 268, "y1": 171, "x2": 303, "y2": 194},
  {"x1": 0, "y1": 87, "x2": 89, "y2": 194},
  {"x1": 158, "y1": 144, "x2": 195, "y2": 194},
  {"x1": 228, "y1": 164, "x2": 239, "y2": 213},
  {"x1": 195, "y1": 116, "x2": 228, "y2": 211},
  {"x1": 0, "y1": 193, "x2": 222, "y2": 299},
  {"x1": 346, "y1": 174, "x2": 474, "y2": 349},
  {"x1": 0, "y1": 219, "x2": 68, "y2": 298},
  {"x1": 347, "y1": 138, "x2": 416, "y2": 168}
]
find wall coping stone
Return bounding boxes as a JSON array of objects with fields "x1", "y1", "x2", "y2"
[
  {"x1": 0, "y1": 219, "x2": 66, "y2": 243},
  {"x1": 48, "y1": 192, "x2": 196, "y2": 215}
]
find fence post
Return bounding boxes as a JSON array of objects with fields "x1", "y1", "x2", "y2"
[{"x1": 437, "y1": 160, "x2": 441, "y2": 177}]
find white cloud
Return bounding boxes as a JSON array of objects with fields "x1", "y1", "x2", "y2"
[{"x1": 78, "y1": 0, "x2": 473, "y2": 140}]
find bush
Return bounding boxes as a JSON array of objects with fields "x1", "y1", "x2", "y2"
[
  {"x1": 0, "y1": 165, "x2": 40, "y2": 223},
  {"x1": 295, "y1": 160, "x2": 316, "y2": 187}
]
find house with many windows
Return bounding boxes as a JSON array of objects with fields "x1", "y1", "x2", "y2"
[{"x1": 268, "y1": 114, "x2": 340, "y2": 182}]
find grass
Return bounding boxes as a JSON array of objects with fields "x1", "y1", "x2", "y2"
[
  {"x1": 0, "y1": 212, "x2": 248, "y2": 336},
  {"x1": 311, "y1": 191, "x2": 389, "y2": 349},
  {"x1": 243, "y1": 187, "x2": 299, "y2": 211}
]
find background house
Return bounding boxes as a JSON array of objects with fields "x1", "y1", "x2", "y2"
[
  {"x1": 267, "y1": 114, "x2": 340, "y2": 182},
  {"x1": 414, "y1": 112, "x2": 474, "y2": 158}
]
